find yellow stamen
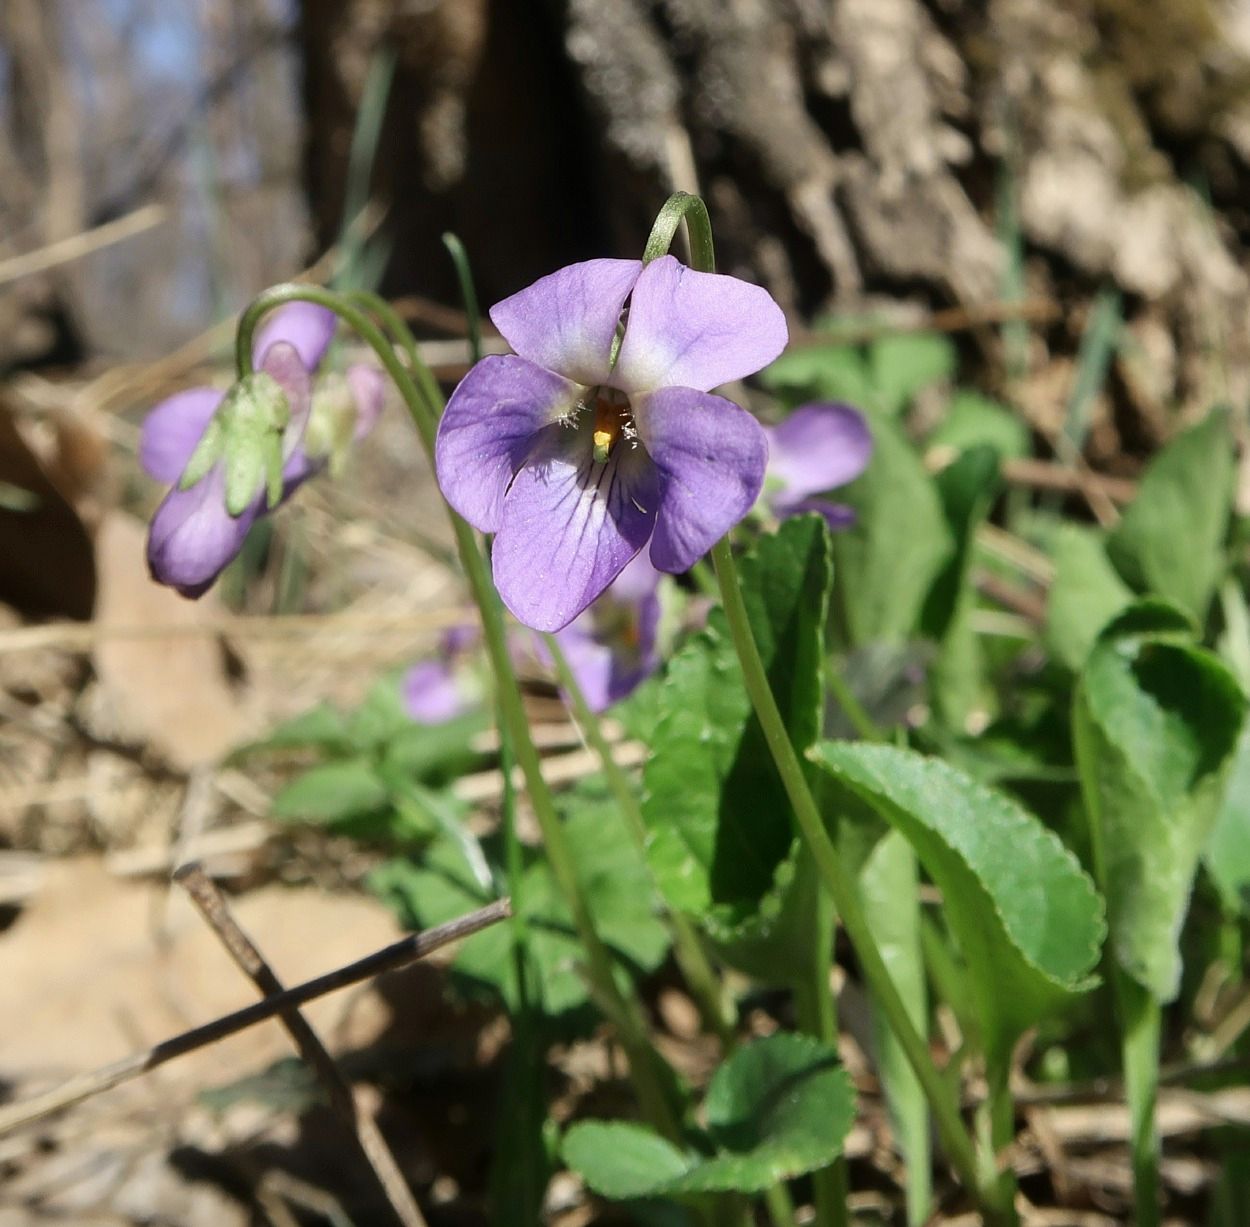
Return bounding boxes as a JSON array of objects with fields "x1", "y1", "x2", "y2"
[{"x1": 592, "y1": 395, "x2": 623, "y2": 463}]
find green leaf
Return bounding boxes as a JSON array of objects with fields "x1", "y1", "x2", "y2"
[
  {"x1": 347, "y1": 675, "x2": 415, "y2": 750},
  {"x1": 859, "y1": 831, "x2": 931, "y2": 1225},
  {"x1": 1205, "y1": 723, "x2": 1250, "y2": 915},
  {"x1": 562, "y1": 1124, "x2": 691, "y2": 1200},
  {"x1": 250, "y1": 702, "x2": 351, "y2": 751},
  {"x1": 929, "y1": 390, "x2": 1030, "y2": 460},
  {"x1": 922, "y1": 446, "x2": 1000, "y2": 727},
  {"x1": 1045, "y1": 526, "x2": 1135, "y2": 671},
  {"x1": 178, "y1": 417, "x2": 224, "y2": 490},
  {"x1": 374, "y1": 783, "x2": 669, "y2": 1014},
  {"x1": 1075, "y1": 609, "x2": 1246, "y2": 1000},
  {"x1": 758, "y1": 344, "x2": 873, "y2": 408},
  {"x1": 809, "y1": 742, "x2": 1105, "y2": 1066},
  {"x1": 382, "y1": 710, "x2": 489, "y2": 783},
  {"x1": 831, "y1": 410, "x2": 953, "y2": 647},
  {"x1": 868, "y1": 332, "x2": 956, "y2": 417},
  {"x1": 563, "y1": 1034, "x2": 855, "y2": 1197},
  {"x1": 642, "y1": 517, "x2": 831, "y2": 980},
  {"x1": 271, "y1": 758, "x2": 390, "y2": 825},
  {"x1": 1107, "y1": 411, "x2": 1233, "y2": 620}
]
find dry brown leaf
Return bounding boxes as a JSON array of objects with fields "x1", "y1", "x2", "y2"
[
  {"x1": 90, "y1": 511, "x2": 254, "y2": 770},
  {"x1": 0, "y1": 857, "x2": 402, "y2": 1097}
]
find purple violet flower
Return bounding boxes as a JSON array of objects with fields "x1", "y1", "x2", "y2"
[
  {"x1": 551, "y1": 551, "x2": 663, "y2": 712},
  {"x1": 763, "y1": 402, "x2": 873, "y2": 530},
  {"x1": 402, "y1": 626, "x2": 483, "y2": 724},
  {"x1": 141, "y1": 304, "x2": 384, "y2": 597},
  {"x1": 435, "y1": 255, "x2": 788, "y2": 632}
]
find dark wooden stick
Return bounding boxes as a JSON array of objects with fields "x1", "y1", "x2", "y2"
[
  {"x1": 175, "y1": 863, "x2": 430, "y2": 1227},
  {"x1": 0, "y1": 896, "x2": 510, "y2": 1136}
]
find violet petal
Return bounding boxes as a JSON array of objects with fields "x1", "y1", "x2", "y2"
[
  {"x1": 258, "y1": 340, "x2": 313, "y2": 463},
  {"x1": 766, "y1": 402, "x2": 873, "y2": 507},
  {"x1": 636, "y1": 386, "x2": 769, "y2": 573},
  {"x1": 555, "y1": 560, "x2": 662, "y2": 711},
  {"x1": 346, "y1": 364, "x2": 386, "y2": 440},
  {"x1": 607, "y1": 549, "x2": 663, "y2": 604},
  {"x1": 403, "y1": 659, "x2": 471, "y2": 724},
  {"x1": 492, "y1": 423, "x2": 659, "y2": 632},
  {"x1": 435, "y1": 354, "x2": 583, "y2": 532},
  {"x1": 139, "y1": 387, "x2": 224, "y2": 483},
  {"x1": 146, "y1": 464, "x2": 260, "y2": 598},
  {"x1": 612, "y1": 255, "x2": 788, "y2": 394},
  {"x1": 252, "y1": 301, "x2": 336, "y2": 371},
  {"x1": 489, "y1": 258, "x2": 642, "y2": 386},
  {"x1": 777, "y1": 497, "x2": 858, "y2": 531}
]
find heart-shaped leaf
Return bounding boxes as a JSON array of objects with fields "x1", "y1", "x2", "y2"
[
  {"x1": 1046, "y1": 525, "x2": 1134, "y2": 670},
  {"x1": 830, "y1": 410, "x2": 952, "y2": 647},
  {"x1": 1205, "y1": 723, "x2": 1250, "y2": 915},
  {"x1": 928, "y1": 390, "x2": 1029, "y2": 461},
  {"x1": 922, "y1": 445, "x2": 1000, "y2": 726},
  {"x1": 563, "y1": 1034, "x2": 855, "y2": 1197},
  {"x1": 1074, "y1": 603, "x2": 1245, "y2": 1000},
  {"x1": 642, "y1": 516, "x2": 831, "y2": 981},
  {"x1": 1107, "y1": 410, "x2": 1233, "y2": 620},
  {"x1": 809, "y1": 742, "x2": 1105, "y2": 1067}
]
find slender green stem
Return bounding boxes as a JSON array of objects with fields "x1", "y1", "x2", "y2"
[
  {"x1": 641, "y1": 191, "x2": 992, "y2": 1217},
  {"x1": 792, "y1": 875, "x2": 847, "y2": 1227},
  {"x1": 237, "y1": 283, "x2": 684, "y2": 1143},
  {"x1": 764, "y1": 1185, "x2": 799, "y2": 1227},
  {"x1": 1116, "y1": 969, "x2": 1162, "y2": 1227},
  {"x1": 442, "y1": 232, "x2": 483, "y2": 364},
  {"x1": 342, "y1": 290, "x2": 445, "y2": 421},
  {"x1": 643, "y1": 192, "x2": 716, "y2": 270},
  {"x1": 710, "y1": 538, "x2": 995, "y2": 1217},
  {"x1": 543, "y1": 633, "x2": 737, "y2": 1050}
]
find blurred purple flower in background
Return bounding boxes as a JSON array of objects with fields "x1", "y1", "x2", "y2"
[
  {"x1": 141, "y1": 303, "x2": 383, "y2": 597},
  {"x1": 402, "y1": 626, "x2": 482, "y2": 724},
  {"x1": 763, "y1": 402, "x2": 873, "y2": 530},
  {"x1": 435, "y1": 255, "x2": 787, "y2": 632},
  {"x1": 551, "y1": 552, "x2": 663, "y2": 712}
]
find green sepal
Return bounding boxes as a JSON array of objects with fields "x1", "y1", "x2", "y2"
[
  {"x1": 178, "y1": 416, "x2": 224, "y2": 490},
  {"x1": 215, "y1": 371, "x2": 291, "y2": 516}
]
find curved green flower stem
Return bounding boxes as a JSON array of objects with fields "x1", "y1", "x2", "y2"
[
  {"x1": 543, "y1": 633, "x2": 737, "y2": 1050},
  {"x1": 341, "y1": 291, "x2": 445, "y2": 426},
  {"x1": 644, "y1": 191, "x2": 999, "y2": 1221},
  {"x1": 643, "y1": 192, "x2": 716, "y2": 271},
  {"x1": 711, "y1": 540, "x2": 998, "y2": 1220},
  {"x1": 236, "y1": 284, "x2": 684, "y2": 1145}
]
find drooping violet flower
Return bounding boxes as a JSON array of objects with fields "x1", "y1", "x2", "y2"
[
  {"x1": 763, "y1": 402, "x2": 873, "y2": 530},
  {"x1": 141, "y1": 304, "x2": 384, "y2": 597},
  {"x1": 435, "y1": 256, "x2": 787, "y2": 632},
  {"x1": 402, "y1": 626, "x2": 483, "y2": 724},
  {"x1": 550, "y1": 551, "x2": 663, "y2": 712}
]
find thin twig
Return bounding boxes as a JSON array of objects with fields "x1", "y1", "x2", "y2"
[
  {"x1": 1000, "y1": 458, "x2": 1137, "y2": 505},
  {"x1": 0, "y1": 898, "x2": 510, "y2": 1136},
  {"x1": 175, "y1": 863, "x2": 430, "y2": 1227},
  {"x1": 0, "y1": 203, "x2": 166, "y2": 286}
]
